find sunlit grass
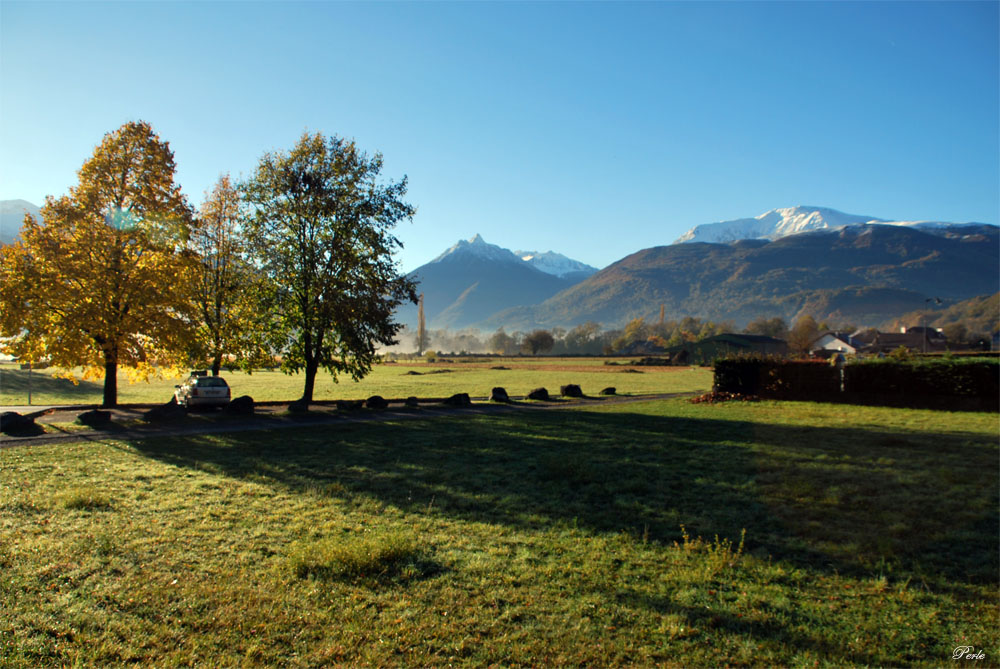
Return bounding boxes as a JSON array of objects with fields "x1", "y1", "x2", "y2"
[
  {"x1": 288, "y1": 530, "x2": 431, "y2": 582},
  {"x1": 2, "y1": 399, "x2": 996, "y2": 666},
  {"x1": 0, "y1": 359, "x2": 712, "y2": 406},
  {"x1": 57, "y1": 486, "x2": 113, "y2": 511}
]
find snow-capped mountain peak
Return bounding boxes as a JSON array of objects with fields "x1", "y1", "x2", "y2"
[
  {"x1": 674, "y1": 206, "x2": 884, "y2": 244},
  {"x1": 672, "y1": 205, "x2": 991, "y2": 245},
  {"x1": 516, "y1": 250, "x2": 598, "y2": 278},
  {"x1": 430, "y1": 234, "x2": 525, "y2": 265},
  {"x1": 428, "y1": 234, "x2": 597, "y2": 278}
]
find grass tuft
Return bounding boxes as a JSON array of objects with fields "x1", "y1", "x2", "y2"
[
  {"x1": 58, "y1": 486, "x2": 112, "y2": 511},
  {"x1": 288, "y1": 530, "x2": 431, "y2": 582},
  {"x1": 677, "y1": 524, "x2": 747, "y2": 579}
]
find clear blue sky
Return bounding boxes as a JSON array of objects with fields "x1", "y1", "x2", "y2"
[{"x1": 2, "y1": 1, "x2": 997, "y2": 272}]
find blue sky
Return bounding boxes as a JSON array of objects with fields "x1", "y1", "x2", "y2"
[{"x1": 1, "y1": 1, "x2": 997, "y2": 271}]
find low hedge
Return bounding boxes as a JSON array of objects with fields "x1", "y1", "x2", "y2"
[
  {"x1": 714, "y1": 356, "x2": 999, "y2": 411},
  {"x1": 713, "y1": 358, "x2": 839, "y2": 399}
]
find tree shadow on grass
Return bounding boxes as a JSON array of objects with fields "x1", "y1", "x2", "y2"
[
  {"x1": 0, "y1": 366, "x2": 102, "y2": 402},
  {"x1": 128, "y1": 407, "x2": 998, "y2": 588},
  {"x1": 614, "y1": 590, "x2": 895, "y2": 667}
]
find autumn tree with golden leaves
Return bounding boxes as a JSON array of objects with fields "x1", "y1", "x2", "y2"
[{"x1": 0, "y1": 121, "x2": 196, "y2": 406}]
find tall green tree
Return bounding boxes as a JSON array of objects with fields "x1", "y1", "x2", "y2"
[
  {"x1": 489, "y1": 328, "x2": 521, "y2": 355},
  {"x1": 242, "y1": 132, "x2": 417, "y2": 404},
  {"x1": 190, "y1": 174, "x2": 272, "y2": 375},
  {"x1": 744, "y1": 316, "x2": 790, "y2": 340},
  {"x1": 522, "y1": 329, "x2": 555, "y2": 355},
  {"x1": 563, "y1": 321, "x2": 602, "y2": 354},
  {"x1": 788, "y1": 315, "x2": 820, "y2": 356},
  {"x1": 613, "y1": 317, "x2": 650, "y2": 351},
  {"x1": 0, "y1": 121, "x2": 195, "y2": 406}
]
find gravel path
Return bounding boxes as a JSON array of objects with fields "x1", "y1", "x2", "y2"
[{"x1": 0, "y1": 393, "x2": 692, "y2": 448}]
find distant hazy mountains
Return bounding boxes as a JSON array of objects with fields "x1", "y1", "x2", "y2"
[
  {"x1": 0, "y1": 200, "x2": 40, "y2": 245},
  {"x1": 398, "y1": 234, "x2": 597, "y2": 329}
]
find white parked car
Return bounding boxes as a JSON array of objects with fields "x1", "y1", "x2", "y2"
[{"x1": 174, "y1": 374, "x2": 231, "y2": 409}]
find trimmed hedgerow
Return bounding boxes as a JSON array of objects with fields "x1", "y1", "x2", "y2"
[
  {"x1": 844, "y1": 357, "x2": 998, "y2": 410},
  {"x1": 713, "y1": 356, "x2": 998, "y2": 411},
  {"x1": 713, "y1": 357, "x2": 838, "y2": 399}
]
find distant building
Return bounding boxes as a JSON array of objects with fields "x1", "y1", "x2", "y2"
[
  {"x1": 848, "y1": 326, "x2": 948, "y2": 354},
  {"x1": 665, "y1": 333, "x2": 787, "y2": 364},
  {"x1": 810, "y1": 331, "x2": 865, "y2": 357}
]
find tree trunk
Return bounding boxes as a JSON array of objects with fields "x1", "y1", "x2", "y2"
[
  {"x1": 417, "y1": 293, "x2": 426, "y2": 355},
  {"x1": 102, "y1": 352, "x2": 118, "y2": 408},
  {"x1": 211, "y1": 352, "x2": 222, "y2": 377},
  {"x1": 301, "y1": 358, "x2": 319, "y2": 404}
]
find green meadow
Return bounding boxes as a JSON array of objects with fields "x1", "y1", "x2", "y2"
[
  {"x1": 0, "y1": 358, "x2": 711, "y2": 406},
  {"x1": 2, "y1": 397, "x2": 996, "y2": 667}
]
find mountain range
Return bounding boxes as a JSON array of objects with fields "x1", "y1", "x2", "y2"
[
  {"x1": 403, "y1": 207, "x2": 997, "y2": 331},
  {"x1": 674, "y1": 205, "x2": 987, "y2": 244},
  {"x1": 397, "y1": 234, "x2": 597, "y2": 329},
  {"x1": 3, "y1": 199, "x2": 996, "y2": 331},
  {"x1": 489, "y1": 222, "x2": 998, "y2": 330}
]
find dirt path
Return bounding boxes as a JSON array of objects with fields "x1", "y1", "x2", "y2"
[{"x1": 0, "y1": 393, "x2": 693, "y2": 448}]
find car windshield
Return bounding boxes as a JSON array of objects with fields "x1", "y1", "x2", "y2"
[{"x1": 196, "y1": 377, "x2": 229, "y2": 387}]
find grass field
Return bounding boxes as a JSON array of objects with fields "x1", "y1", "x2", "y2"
[
  {"x1": 2, "y1": 397, "x2": 997, "y2": 666},
  {"x1": 0, "y1": 358, "x2": 712, "y2": 406}
]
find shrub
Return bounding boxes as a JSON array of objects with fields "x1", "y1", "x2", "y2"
[{"x1": 676, "y1": 525, "x2": 746, "y2": 580}]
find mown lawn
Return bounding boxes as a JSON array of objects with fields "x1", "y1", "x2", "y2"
[
  {"x1": 0, "y1": 359, "x2": 711, "y2": 406},
  {"x1": 2, "y1": 399, "x2": 996, "y2": 666}
]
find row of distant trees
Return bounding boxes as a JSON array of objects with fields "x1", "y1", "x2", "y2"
[
  {"x1": 402, "y1": 306, "x2": 996, "y2": 359},
  {"x1": 0, "y1": 122, "x2": 416, "y2": 407},
  {"x1": 392, "y1": 314, "x2": 840, "y2": 357}
]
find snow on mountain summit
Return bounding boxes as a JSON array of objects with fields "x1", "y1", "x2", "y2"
[
  {"x1": 430, "y1": 233, "x2": 525, "y2": 265},
  {"x1": 673, "y1": 206, "x2": 991, "y2": 245},
  {"x1": 428, "y1": 234, "x2": 597, "y2": 277},
  {"x1": 516, "y1": 250, "x2": 598, "y2": 278},
  {"x1": 674, "y1": 206, "x2": 885, "y2": 244}
]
